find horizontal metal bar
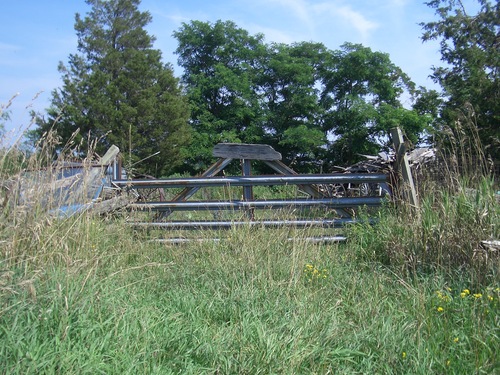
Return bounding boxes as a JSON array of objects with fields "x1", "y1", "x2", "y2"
[
  {"x1": 113, "y1": 173, "x2": 387, "y2": 189},
  {"x1": 130, "y1": 218, "x2": 369, "y2": 230},
  {"x1": 130, "y1": 197, "x2": 384, "y2": 211},
  {"x1": 151, "y1": 236, "x2": 347, "y2": 244}
]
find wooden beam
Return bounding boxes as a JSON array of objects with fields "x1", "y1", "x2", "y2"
[
  {"x1": 391, "y1": 127, "x2": 419, "y2": 208},
  {"x1": 213, "y1": 143, "x2": 282, "y2": 160},
  {"x1": 100, "y1": 145, "x2": 120, "y2": 165}
]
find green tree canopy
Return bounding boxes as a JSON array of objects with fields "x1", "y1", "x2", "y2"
[
  {"x1": 174, "y1": 20, "x2": 429, "y2": 172},
  {"x1": 258, "y1": 42, "x2": 327, "y2": 170},
  {"x1": 33, "y1": 0, "x2": 191, "y2": 176},
  {"x1": 421, "y1": 0, "x2": 500, "y2": 167},
  {"x1": 173, "y1": 20, "x2": 265, "y2": 171},
  {"x1": 319, "y1": 43, "x2": 426, "y2": 165}
]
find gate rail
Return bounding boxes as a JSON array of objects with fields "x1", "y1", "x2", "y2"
[{"x1": 113, "y1": 144, "x2": 389, "y2": 238}]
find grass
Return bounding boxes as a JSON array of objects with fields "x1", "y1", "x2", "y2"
[
  {"x1": 0, "y1": 127, "x2": 498, "y2": 373},
  {"x1": 1, "y1": 211, "x2": 498, "y2": 374}
]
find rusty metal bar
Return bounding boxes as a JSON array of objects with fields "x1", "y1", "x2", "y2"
[
  {"x1": 113, "y1": 173, "x2": 387, "y2": 189},
  {"x1": 130, "y1": 196, "x2": 384, "y2": 211},
  {"x1": 130, "y1": 218, "x2": 369, "y2": 230},
  {"x1": 152, "y1": 236, "x2": 347, "y2": 244}
]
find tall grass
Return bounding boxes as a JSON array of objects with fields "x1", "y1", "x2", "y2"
[
  {"x1": 349, "y1": 177, "x2": 498, "y2": 281},
  {"x1": 0, "y1": 112, "x2": 498, "y2": 373},
  {"x1": 348, "y1": 110, "x2": 499, "y2": 285}
]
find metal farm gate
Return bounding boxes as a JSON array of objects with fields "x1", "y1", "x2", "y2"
[{"x1": 113, "y1": 143, "x2": 392, "y2": 242}]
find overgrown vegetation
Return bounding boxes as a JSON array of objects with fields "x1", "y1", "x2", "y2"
[
  {"x1": 1, "y1": 126, "x2": 498, "y2": 374},
  {"x1": 421, "y1": 0, "x2": 500, "y2": 168},
  {"x1": 1, "y1": 0, "x2": 498, "y2": 372}
]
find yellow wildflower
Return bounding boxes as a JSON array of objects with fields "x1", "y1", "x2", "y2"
[
  {"x1": 488, "y1": 295, "x2": 494, "y2": 301},
  {"x1": 402, "y1": 352, "x2": 406, "y2": 359},
  {"x1": 473, "y1": 293, "x2": 482, "y2": 299},
  {"x1": 453, "y1": 337, "x2": 459, "y2": 343},
  {"x1": 437, "y1": 306, "x2": 444, "y2": 312}
]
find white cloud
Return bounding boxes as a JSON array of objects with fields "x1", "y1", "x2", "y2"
[
  {"x1": 262, "y1": 0, "x2": 316, "y2": 38},
  {"x1": 313, "y1": 3, "x2": 379, "y2": 40},
  {"x1": 152, "y1": 9, "x2": 192, "y2": 26},
  {"x1": 260, "y1": 0, "x2": 378, "y2": 42},
  {"x1": 245, "y1": 23, "x2": 296, "y2": 44},
  {"x1": 267, "y1": 0, "x2": 312, "y2": 25}
]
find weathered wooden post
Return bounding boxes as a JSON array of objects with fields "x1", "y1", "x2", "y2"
[{"x1": 391, "y1": 127, "x2": 419, "y2": 208}]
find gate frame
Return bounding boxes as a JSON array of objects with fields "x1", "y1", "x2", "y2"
[{"x1": 113, "y1": 143, "x2": 389, "y2": 236}]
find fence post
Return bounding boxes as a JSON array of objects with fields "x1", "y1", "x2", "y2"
[{"x1": 391, "y1": 127, "x2": 419, "y2": 209}]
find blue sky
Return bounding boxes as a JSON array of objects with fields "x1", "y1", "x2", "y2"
[{"x1": 1, "y1": 0, "x2": 455, "y2": 139}]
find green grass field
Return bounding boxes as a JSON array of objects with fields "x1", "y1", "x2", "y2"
[
  {"x1": 1, "y1": 182, "x2": 498, "y2": 374},
  {"x1": 0, "y1": 139, "x2": 498, "y2": 374}
]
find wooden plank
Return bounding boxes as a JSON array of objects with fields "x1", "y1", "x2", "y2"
[
  {"x1": 391, "y1": 127, "x2": 419, "y2": 208},
  {"x1": 100, "y1": 145, "x2": 120, "y2": 165},
  {"x1": 213, "y1": 143, "x2": 282, "y2": 160},
  {"x1": 91, "y1": 194, "x2": 136, "y2": 215}
]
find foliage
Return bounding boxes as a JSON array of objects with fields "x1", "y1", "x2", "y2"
[
  {"x1": 173, "y1": 20, "x2": 265, "y2": 172},
  {"x1": 174, "y1": 21, "x2": 430, "y2": 173},
  {"x1": 319, "y1": 43, "x2": 428, "y2": 165},
  {"x1": 0, "y1": 135, "x2": 498, "y2": 374},
  {"x1": 31, "y1": 0, "x2": 191, "y2": 176},
  {"x1": 421, "y1": 0, "x2": 500, "y2": 169},
  {"x1": 349, "y1": 177, "x2": 499, "y2": 282}
]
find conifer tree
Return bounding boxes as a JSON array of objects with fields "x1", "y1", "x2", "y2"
[{"x1": 35, "y1": 0, "x2": 190, "y2": 176}]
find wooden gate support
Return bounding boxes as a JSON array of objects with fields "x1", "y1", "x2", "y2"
[{"x1": 391, "y1": 127, "x2": 419, "y2": 208}]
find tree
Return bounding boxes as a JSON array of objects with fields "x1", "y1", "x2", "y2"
[
  {"x1": 319, "y1": 43, "x2": 428, "y2": 165},
  {"x1": 421, "y1": 0, "x2": 500, "y2": 167},
  {"x1": 174, "y1": 21, "x2": 429, "y2": 172},
  {"x1": 173, "y1": 20, "x2": 265, "y2": 172},
  {"x1": 34, "y1": 0, "x2": 191, "y2": 176},
  {"x1": 258, "y1": 42, "x2": 327, "y2": 170}
]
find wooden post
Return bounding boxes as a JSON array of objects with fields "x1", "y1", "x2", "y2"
[{"x1": 391, "y1": 127, "x2": 419, "y2": 208}]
